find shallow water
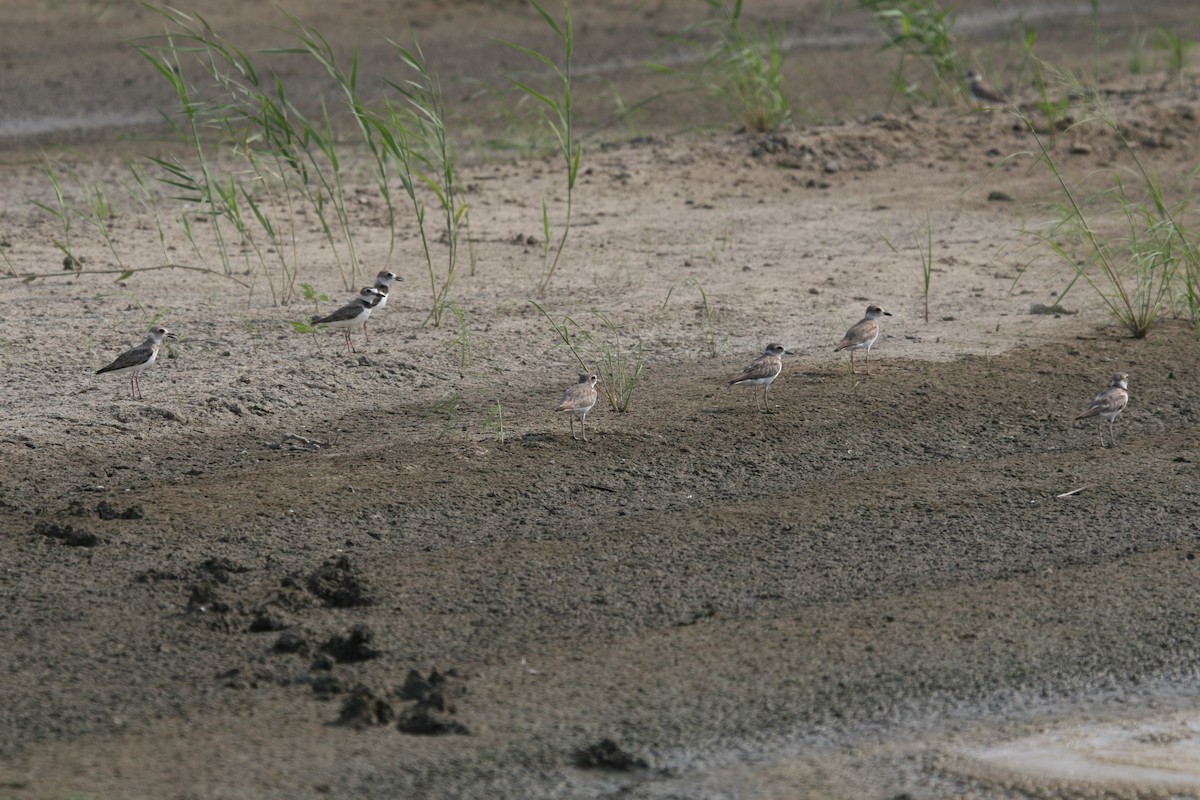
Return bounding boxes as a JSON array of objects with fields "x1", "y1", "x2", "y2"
[{"x1": 962, "y1": 714, "x2": 1200, "y2": 790}]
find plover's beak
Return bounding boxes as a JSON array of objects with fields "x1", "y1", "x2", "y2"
[
  {"x1": 882, "y1": 311, "x2": 893, "y2": 316},
  {"x1": 165, "y1": 332, "x2": 179, "y2": 340},
  {"x1": 784, "y1": 349, "x2": 795, "y2": 355}
]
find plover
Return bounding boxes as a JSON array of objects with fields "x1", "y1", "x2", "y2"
[
  {"x1": 1074, "y1": 373, "x2": 1129, "y2": 447},
  {"x1": 835, "y1": 305, "x2": 892, "y2": 375},
  {"x1": 965, "y1": 70, "x2": 1006, "y2": 106},
  {"x1": 95, "y1": 326, "x2": 176, "y2": 400},
  {"x1": 555, "y1": 374, "x2": 600, "y2": 442},
  {"x1": 729, "y1": 343, "x2": 793, "y2": 411},
  {"x1": 363, "y1": 270, "x2": 402, "y2": 341},
  {"x1": 311, "y1": 287, "x2": 383, "y2": 354}
]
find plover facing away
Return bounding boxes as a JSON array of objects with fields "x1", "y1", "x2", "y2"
[
  {"x1": 555, "y1": 374, "x2": 600, "y2": 442},
  {"x1": 729, "y1": 343, "x2": 793, "y2": 411},
  {"x1": 311, "y1": 287, "x2": 383, "y2": 353},
  {"x1": 1075, "y1": 373, "x2": 1129, "y2": 447},
  {"x1": 95, "y1": 326, "x2": 176, "y2": 400},
  {"x1": 835, "y1": 305, "x2": 892, "y2": 375},
  {"x1": 965, "y1": 70, "x2": 1006, "y2": 106}
]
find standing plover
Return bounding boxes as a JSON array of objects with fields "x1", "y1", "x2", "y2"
[
  {"x1": 555, "y1": 374, "x2": 600, "y2": 442},
  {"x1": 1074, "y1": 373, "x2": 1129, "y2": 447},
  {"x1": 965, "y1": 70, "x2": 1006, "y2": 106},
  {"x1": 363, "y1": 270, "x2": 402, "y2": 341},
  {"x1": 311, "y1": 287, "x2": 383, "y2": 354},
  {"x1": 95, "y1": 326, "x2": 176, "y2": 400},
  {"x1": 729, "y1": 343, "x2": 793, "y2": 411},
  {"x1": 835, "y1": 305, "x2": 892, "y2": 375}
]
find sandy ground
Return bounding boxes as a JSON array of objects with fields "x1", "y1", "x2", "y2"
[{"x1": 3, "y1": 1, "x2": 1200, "y2": 798}]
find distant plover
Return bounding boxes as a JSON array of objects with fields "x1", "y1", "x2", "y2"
[
  {"x1": 1074, "y1": 373, "x2": 1129, "y2": 447},
  {"x1": 95, "y1": 326, "x2": 176, "y2": 400},
  {"x1": 729, "y1": 343, "x2": 793, "y2": 411},
  {"x1": 965, "y1": 70, "x2": 1006, "y2": 106},
  {"x1": 835, "y1": 305, "x2": 892, "y2": 375},
  {"x1": 363, "y1": 270, "x2": 402, "y2": 341},
  {"x1": 555, "y1": 374, "x2": 600, "y2": 442},
  {"x1": 311, "y1": 287, "x2": 383, "y2": 353}
]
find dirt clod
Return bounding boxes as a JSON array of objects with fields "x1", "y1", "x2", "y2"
[
  {"x1": 306, "y1": 556, "x2": 374, "y2": 608},
  {"x1": 574, "y1": 738, "x2": 650, "y2": 771},
  {"x1": 96, "y1": 500, "x2": 144, "y2": 520},
  {"x1": 336, "y1": 684, "x2": 395, "y2": 728},
  {"x1": 319, "y1": 624, "x2": 381, "y2": 663},
  {"x1": 34, "y1": 522, "x2": 100, "y2": 547}
]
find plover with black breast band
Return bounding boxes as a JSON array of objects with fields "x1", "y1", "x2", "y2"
[
  {"x1": 311, "y1": 287, "x2": 383, "y2": 353},
  {"x1": 363, "y1": 270, "x2": 402, "y2": 341}
]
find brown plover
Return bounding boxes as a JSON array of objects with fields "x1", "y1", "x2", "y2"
[
  {"x1": 965, "y1": 70, "x2": 1006, "y2": 106},
  {"x1": 1074, "y1": 373, "x2": 1129, "y2": 447},
  {"x1": 555, "y1": 374, "x2": 600, "y2": 442},
  {"x1": 835, "y1": 305, "x2": 891, "y2": 375},
  {"x1": 729, "y1": 343, "x2": 793, "y2": 411}
]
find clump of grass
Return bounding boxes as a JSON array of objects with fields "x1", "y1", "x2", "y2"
[
  {"x1": 500, "y1": 0, "x2": 581, "y2": 294},
  {"x1": 530, "y1": 300, "x2": 645, "y2": 412},
  {"x1": 377, "y1": 39, "x2": 471, "y2": 327},
  {"x1": 1017, "y1": 84, "x2": 1200, "y2": 336},
  {"x1": 1017, "y1": 35, "x2": 1073, "y2": 134},
  {"x1": 444, "y1": 302, "x2": 475, "y2": 370},
  {"x1": 135, "y1": 5, "x2": 382, "y2": 303},
  {"x1": 860, "y1": 0, "x2": 965, "y2": 107},
  {"x1": 1153, "y1": 28, "x2": 1194, "y2": 86},
  {"x1": 651, "y1": 0, "x2": 791, "y2": 132},
  {"x1": 652, "y1": 0, "x2": 792, "y2": 133}
]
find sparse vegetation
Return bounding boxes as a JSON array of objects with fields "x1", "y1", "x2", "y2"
[
  {"x1": 650, "y1": 0, "x2": 791, "y2": 132},
  {"x1": 376, "y1": 39, "x2": 471, "y2": 327},
  {"x1": 134, "y1": 5, "x2": 357, "y2": 303},
  {"x1": 500, "y1": 0, "x2": 581, "y2": 294},
  {"x1": 481, "y1": 399, "x2": 507, "y2": 444},
  {"x1": 530, "y1": 300, "x2": 645, "y2": 413},
  {"x1": 1017, "y1": 90, "x2": 1200, "y2": 337},
  {"x1": 885, "y1": 217, "x2": 935, "y2": 324},
  {"x1": 861, "y1": 0, "x2": 965, "y2": 107},
  {"x1": 686, "y1": 277, "x2": 720, "y2": 357},
  {"x1": 29, "y1": 162, "x2": 77, "y2": 265}
]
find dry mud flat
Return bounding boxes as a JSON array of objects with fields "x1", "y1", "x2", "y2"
[{"x1": 3, "y1": 1, "x2": 1200, "y2": 799}]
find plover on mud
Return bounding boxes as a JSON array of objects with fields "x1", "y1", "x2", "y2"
[
  {"x1": 965, "y1": 70, "x2": 1006, "y2": 105},
  {"x1": 95, "y1": 326, "x2": 176, "y2": 400},
  {"x1": 555, "y1": 374, "x2": 600, "y2": 442},
  {"x1": 835, "y1": 305, "x2": 892, "y2": 376},
  {"x1": 1075, "y1": 373, "x2": 1129, "y2": 447},
  {"x1": 363, "y1": 270, "x2": 402, "y2": 341},
  {"x1": 729, "y1": 343, "x2": 792, "y2": 411},
  {"x1": 311, "y1": 287, "x2": 383, "y2": 354}
]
